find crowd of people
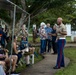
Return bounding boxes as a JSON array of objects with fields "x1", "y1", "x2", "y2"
[
  {"x1": 39, "y1": 17, "x2": 67, "y2": 69},
  {"x1": 0, "y1": 17, "x2": 67, "y2": 75},
  {"x1": 0, "y1": 25, "x2": 35, "y2": 75},
  {"x1": 39, "y1": 22, "x2": 57, "y2": 54}
]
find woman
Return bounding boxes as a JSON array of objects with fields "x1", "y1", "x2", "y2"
[
  {"x1": 6, "y1": 36, "x2": 18, "y2": 72},
  {"x1": 39, "y1": 23, "x2": 47, "y2": 54},
  {"x1": 13, "y1": 36, "x2": 22, "y2": 64}
]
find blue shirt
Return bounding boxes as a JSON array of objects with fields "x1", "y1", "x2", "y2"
[
  {"x1": 52, "y1": 29, "x2": 57, "y2": 42},
  {"x1": 20, "y1": 40, "x2": 31, "y2": 50},
  {"x1": 0, "y1": 29, "x2": 7, "y2": 47},
  {"x1": 45, "y1": 27, "x2": 52, "y2": 39},
  {"x1": 20, "y1": 40, "x2": 28, "y2": 50}
]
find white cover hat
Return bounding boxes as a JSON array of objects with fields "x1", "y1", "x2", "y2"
[{"x1": 40, "y1": 22, "x2": 46, "y2": 28}]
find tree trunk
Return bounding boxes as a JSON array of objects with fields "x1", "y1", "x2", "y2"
[
  {"x1": 21, "y1": 0, "x2": 26, "y2": 10},
  {"x1": 15, "y1": 0, "x2": 27, "y2": 35}
]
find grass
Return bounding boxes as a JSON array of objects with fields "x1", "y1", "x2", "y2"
[
  {"x1": 28, "y1": 36, "x2": 40, "y2": 43},
  {"x1": 18, "y1": 36, "x2": 71, "y2": 43},
  {"x1": 17, "y1": 36, "x2": 40, "y2": 43},
  {"x1": 29, "y1": 36, "x2": 71, "y2": 43},
  {"x1": 55, "y1": 47, "x2": 76, "y2": 75},
  {"x1": 66, "y1": 36, "x2": 71, "y2": 42},
  {"x1": 16, "y1": 36, "x2": 72, "y2": 74}
]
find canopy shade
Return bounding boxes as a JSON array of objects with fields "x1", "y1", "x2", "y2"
[
  {"x1": 0, "y1": 0, "x2": 13, "y2": 10},
  {"x1": 0, "y1": 0, "x2": 25, "y2": 13}
]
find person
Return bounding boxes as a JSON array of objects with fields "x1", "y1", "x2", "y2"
[
  {"x1": 0, "y1": 45, "x2": 14, "y2": 73},
  {"x1": 52, "y1": 17, "x2": 67, "y2": 69},
  {"x1": 5, "y1": 36, "x2": 18, "y2": 72},
  {"x1": 51, "y1": 25, "x2": 57, "y2": 54},
  {"x1": 33, "y1": 27, "x2": 37, "y2": 43},
  {"x1": 22, "y1": 24, "x2": 28, "y2": 41},
  {"x1": 6, "y1": 36, "x2": 23, "y2": 72},
  {"x1": 20, "y1": 36, "x2": 35, "y2": 52},
  {"x1": 12, "y1": 36, "x2": 22, "y2": 64},
  {"x1": 0, "y1": 65, "x2": 6, "y2": 75},
  {"x1": 0, "y1": 46, "x2": 8, "y2": 69},
  {"x1": 19, "y1": 36, "x2": 35, "y2": 66},
  {"x1": 45, "y1": 23, "x2": 52, "y2": 52},
  {"x1": 39, "y1": 23, "x2": 47, "y2": 54},
  {"x1": 0, "y1": 25, "x2": 7, "y2": 48}
]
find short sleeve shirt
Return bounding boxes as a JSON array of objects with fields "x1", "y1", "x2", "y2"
[
  {"x1": 39, "y1": 28, "x2": 47, "y2": 40},
  {"x1": 56, "y1": 23, "x2": 66, "y2": 38}
]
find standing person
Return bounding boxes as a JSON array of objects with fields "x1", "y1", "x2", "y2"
[
  {"x1": 39, "y1": 23, "x2": 47, "y2": 54},
  {"x1": 51, "y1": 25, "x2": 57, "y2": 54},
  {"x1": 33, "y1": 27, "x2": 37, "y2": 43},
  {"x1": 45, "y1": 23, "x2": 52, "y2": 52},
  {"x1": 53, "y1": 17, "x2": 67, "y2": 69}
]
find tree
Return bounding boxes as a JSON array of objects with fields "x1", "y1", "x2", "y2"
[{"x1": 0, "y1": 0, "x2": 75, "y2": 30}]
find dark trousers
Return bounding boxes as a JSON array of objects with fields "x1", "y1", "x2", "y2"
[
  {"x1": 40, "y1": 39, "x2": 46, "y2": 54},
  {"x1": 46, "y1": 39, "x2": 51, "y2": 52},
  {"x1": 16, "y1": 52, "x2": 22, "y2": 64},
  {"x1": 56, "y1": 39, "x2": 66, "y2": 68},
  {"x1": 52, "y1": 41, "x2": 57, "y2": 53}
]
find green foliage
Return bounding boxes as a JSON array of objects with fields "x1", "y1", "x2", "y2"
[
  {"x1": 0, "y1": 9, "x2": 11, "y2": 23},
  {"x1": 66, "y1": 36, "x2": 71, "y2": 42},
  {"x1": 0, "y1": 0, "x2": 75, "y2": 28},
  {"x1": 31, "y1": 0, "x2": 76, "y2": 27}
]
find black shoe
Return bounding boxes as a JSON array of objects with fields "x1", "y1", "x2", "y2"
[
  {"x1": 54, "y1": 52, "x2": 57, "y2": 54},
  {"x1": 53, "y1": 66, "x2": 60, "y2": 69},
  {"x1": 61, "y1": 65, "x2": 65, "y2": 67},
  {"x1": 11, "y1": 71, "x2": 16, "y2": 74},
  {"x1": 26, "y1": 64, "x2": 31, "y2": 67},
  {"x1": 52, "y1": 53, "x2": 57, "y2": 55},
  {"x1": 6, "y1": 73, "x2": 9, "y2": 75}
]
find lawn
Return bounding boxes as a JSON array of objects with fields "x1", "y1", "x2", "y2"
[
  {"x1": 66, "y1": 36, "x2": 71, "y2": 42},
  {"x1": 29, "y1": 36, "x2": 71, "y2": 43},
  {"x1": 55, "y1": 48, "x2": 76, "y2": 75},
  {"x1": 18, "y1": 36, "x2": 71, "y2": 43},
  {"x1": 28, "y1": 36, "x2": 40, "y2": 43}
]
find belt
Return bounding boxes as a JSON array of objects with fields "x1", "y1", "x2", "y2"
[{"x1": 59, "y1": 38, "x2": 66, "y2": 39}]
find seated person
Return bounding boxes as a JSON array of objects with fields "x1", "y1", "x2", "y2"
[
  {"x1": 0, "y1": 47, "x2": 7, "y2": 68},
  {"x1": 20, "y1": 36, "x2": 35, "y2": 52},
  {"x1": 0, "y1": 25, "x2": 7, "y2": 48},
  {"x1": 6, "y1": 36, "x2": 18, "y2": 72},
  {"x1": 20, "y1": 36, "x2": 35, "y2": 65},
  {"x1": 12, "y1": 36, "x2": 22, "y2": 64},
  {"x1": 0, "y1": 45, "x2": 11, "y2": 73}
]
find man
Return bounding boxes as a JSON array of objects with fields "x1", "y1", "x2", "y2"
[
  {"x1": 33, "y1": 27, "x2": 37, "y2": 43},
  {"x1": 20, "y1": 36, "x2": 35, "y2": 66},
  {"x1": 53, "y1": 17, "x2": 67, "y2": 69},
  {"x1": 51, "y1": 25, "x2": 57, "y2": 54},
  {"x1": 45, "y1": 23, "x2": 52, "y2": 52}
]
